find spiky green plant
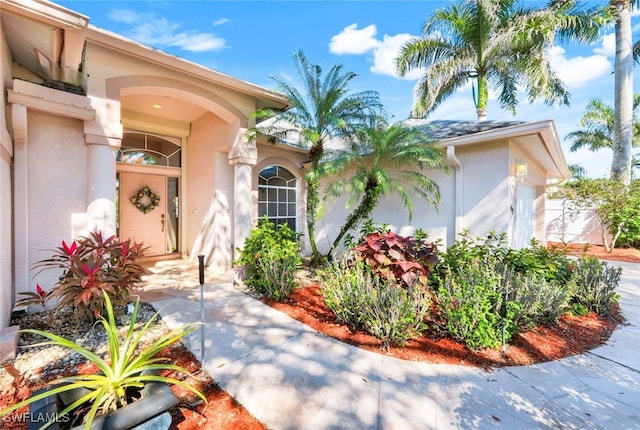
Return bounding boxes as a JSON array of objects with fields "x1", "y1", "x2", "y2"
[{"x1": 0, "y1": 293, "x2": 205, "y2": 430}]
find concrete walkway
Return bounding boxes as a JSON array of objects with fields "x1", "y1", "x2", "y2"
[{"x1": 138, "y1": 260, "x2": 640, "y2": 429}]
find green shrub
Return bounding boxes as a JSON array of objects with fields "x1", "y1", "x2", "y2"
[
  {"x1": 433, "y1": 231, "x2": 622, "y2": 349},
  {"x1": 570, "y1": 256, "x2": 621, "y2": 316},
  {"x1": 436, "y1": 261, "x2": 508, "y2": 349},
  {"x1": 236, "y1": 218, "x2": 302, "y2": 301},
  {"x1": 607, "y1": 180, "x2": 640, "y2": 247},
  {"x1": 505, "y1": 240, "x2": 574, "y2": 286},
  {"x1": 321, "y1": 259, "x2": 371, "y2": 325},
  {"x1": 321, "y1": 259, "x2": 431, "y2": 348},
  {"x1": 508, "y1": 271, "x2": 570, "y2": 327},
  {"x1": 561, "y1": 178, "x2": 640, "y2": 251},
  {"x1": 434, "y1": 232, "x2": 576, "y2": 349}
]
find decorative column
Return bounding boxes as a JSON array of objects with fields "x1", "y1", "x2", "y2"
[
  {"x1": 84, "y1": 134, "x2": 119, "y2": 238},
  {"x1": 11, "y1": 104, "x2": 29, "y2": 297},
  {"x1": 228, "y1": 130, "x2": 257, "y2": 260},
  {"x1": 83, "y1": 92, "x2": 121, "y2": 238}
]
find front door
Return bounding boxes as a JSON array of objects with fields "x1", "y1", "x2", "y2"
[{"x1": 120, "y1": 172, "x2": 167, "y2": 256}]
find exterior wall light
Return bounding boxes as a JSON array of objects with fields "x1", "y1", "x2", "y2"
[{"x1": 515, "y1": 158, "x2": 528, "y2": 182}]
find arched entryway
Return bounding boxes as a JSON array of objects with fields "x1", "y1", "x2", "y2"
[{"x1": 107, "y1": 75, "x2": 288, "y2": 267}]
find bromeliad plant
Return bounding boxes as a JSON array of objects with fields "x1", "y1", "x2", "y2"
[
  {"x1": 23, "y1": 231, "x2": 147, "y2": 320},
  {"x1": 0, "y1": 293, "x2": 205, "y2": 430}
]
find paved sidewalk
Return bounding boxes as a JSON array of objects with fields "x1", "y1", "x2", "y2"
[{"x1": 138, "y1": 261, "x2": 640, "y2": 429}]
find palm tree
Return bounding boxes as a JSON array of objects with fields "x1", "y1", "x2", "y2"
[
  {"x1": 252, "y1": 50, "x2": 381, "y2": 262},
  {"x1": 565, "y1": 96, "x2": 640, "y2": 153},
  {"x1": 395, "y1": 0, "x2": 603, "y2": 121},
  {"x1": 610, "y1": 0, "x2": 637, "y2": 185},
  {"x1": 568, "y1": 164, "x2": 587, "y2": 179},
  {"x1": 320, "y1": 119, "x2": 445, "y2": 259}
]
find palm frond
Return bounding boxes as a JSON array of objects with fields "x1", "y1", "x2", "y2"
[{"x1": 395, "y1": 0, "x2": 606, "y2": 119}]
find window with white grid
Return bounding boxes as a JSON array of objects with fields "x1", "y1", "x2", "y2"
[{"x1": 258, "y1": 166, "x2": 297, "y2": 231}]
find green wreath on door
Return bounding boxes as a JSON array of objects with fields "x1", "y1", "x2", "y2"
[{"x1": 130, "y1": 185, "x2": 160, "y2": 214}]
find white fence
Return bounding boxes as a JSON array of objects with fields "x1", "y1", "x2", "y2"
[{"x1": 546, "y1": 198, "x2": 605, "y2": 245}]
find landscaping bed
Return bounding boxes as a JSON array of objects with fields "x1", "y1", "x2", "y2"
[
  {"x1": 1, "y1": 238, "x2": 631, "y2": 429},
  {"x1": 547, "y1": 242, "x2": 640, "y2": 263},
  {"x1": 0, "y1": 305, "x2": 265, "y2": 430},
  {"x1": 248, "y1": 225, "x2": 628, "y2": 369},
  {"x1": 263, "y1": 283, "x2": 622, "y2": 368}
]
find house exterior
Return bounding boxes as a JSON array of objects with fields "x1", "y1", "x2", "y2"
[
  {"x1": 316, "y1": 119, "x2": 571, "y2": 255},
  {"x1": 0, "y1": 0, "x2": 307, "y2": 332},
  {"x1": 0, "y1": 0, "x2": 570, "y2": 333}
]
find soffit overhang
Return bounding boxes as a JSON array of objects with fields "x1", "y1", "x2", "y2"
[
  {"x1": 1, "y1": 0, "x2": 88, "y2": 92},
  {"x1": 437, "y1": 120, "x2": 571, "y2": 180}
]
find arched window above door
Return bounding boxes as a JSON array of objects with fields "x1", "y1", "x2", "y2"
[
  {"x1": 258, "y1": 165, "x2": 297, "y2": 231},
  {"x1": 117, "y1": 131, "x2": 182, "y2": 167}
]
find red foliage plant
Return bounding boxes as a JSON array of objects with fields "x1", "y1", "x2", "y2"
[
  {"x1": 25, "y1": 231, "x2": 147, "y2": 320},
  {"x1": 352, "y1": 231, "x2": 437, "y2": 288}
]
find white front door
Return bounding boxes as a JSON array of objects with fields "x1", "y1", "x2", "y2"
[{"x1": 120, "y1": 172, "x2": 167, "y2": 256}]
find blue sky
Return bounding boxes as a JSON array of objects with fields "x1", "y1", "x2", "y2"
[{"x1": 57, "y1": 0, "x2": 640, "y2": 178}]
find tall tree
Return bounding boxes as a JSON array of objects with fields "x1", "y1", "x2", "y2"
[
  {"x1": 565, "y1": 96, "x2": 640, "y2": 153},
  {"x1": 395, "y1": 0, "x2": 603, "y2": 121},
  {"x1": 610, "y1": 0, "x2": 637, "y2": 185},
  {"x1": 319, "y1": 120, "x2": 445, "y2": 259},
  {"x1": 568, "y1": 163, "x2": 587, "y2": 179},
  {"x1": 252, "y1": 51, "x2": 381, "y2": 263}
]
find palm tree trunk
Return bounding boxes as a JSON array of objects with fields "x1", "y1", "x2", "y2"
[
  {"x1": 476, "y1": 74, "x2": 488, "y2": 121},
  {"x1": 305, "y1": 173, "x2": 321, "y2": 262},
  {"x1": 327, "y1": 184, "x2": 381, "y2": 260},
  {"x1": 611, "y1": 0, "x2": 633, "y2": 185}
]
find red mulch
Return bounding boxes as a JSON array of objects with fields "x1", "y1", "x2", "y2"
[
  {"x1": 264, "y1": 284, "x2": 622, "y2": 369},
  {"x1": 261, "y1": 242, "x2": 630, "y2": 369},
  {"x1": 548, "y1": 242, "x2": 640, "y2": 263},
  {"x1": 1, "y1": 244, "x2": 631, "y2": 429},
  {"x1": 0, "y1": 345, "x2": 265, "y2": 430}
]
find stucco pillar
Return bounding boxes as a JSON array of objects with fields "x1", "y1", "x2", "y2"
[
  {"x1": 229, "y1": 129, "x2": 257, "y2": 259},
  {"x1": 84, "y1": 134, "x2": 119, "y2": 238},
  {"x1": 83, "y1": 92, "x2": 121, "y2": 239},
  {"x1": 0, "y1": 147, "x2": 12, "y2": 329},
  {"x1": 11, "y1": 104, "x2": 29, "y2": 297}
]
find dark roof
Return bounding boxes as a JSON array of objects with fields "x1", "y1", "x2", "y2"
[
  {"x1": 404, "y1": 119, "x2": 526, "y2": 141},
  {"x1": 266, "y1": 119, "x2": 528, "y2": 152}
]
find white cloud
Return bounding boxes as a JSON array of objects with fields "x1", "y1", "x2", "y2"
[
  {"x1": 213, "y1": 18, "x2": 229, "y2": 26},
  {"x1": 108, "y1": 9, "x2": 226, "y2": 52},
  {"x1": 593, "y1": 33, "x2": 615, "y2": 57},
  {"x1": 166, "y1": 32, "x2": 226, "y2": 52},
  {"x1": 371, "y1": 33, "x2": 424, "y2": 80},
  {"x1": 108, "y1": 9, "x2": 140, "y2": 25},
  {"x1": 329, "y1": 24, "x2": 423, "y2": 80},
  {"x1": 547, "y1": 46, "x2": 610, "y2": 89},
  {"x1": 329, "y1": 24, "x2": 378, "y2": 55},
  {"x1": 329, "y1": 22, "x2": 614, "y2": 87}
]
